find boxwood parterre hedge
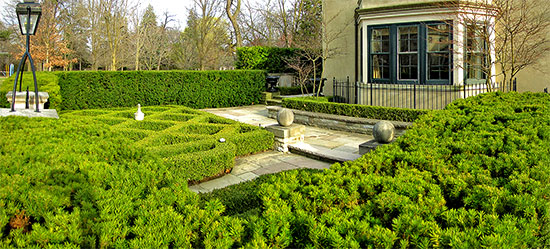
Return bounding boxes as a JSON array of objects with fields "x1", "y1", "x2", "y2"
[
  {"x1": 283, "y1": 96, "x2": 429, "y2": 122},
  {"x1": 62, "y1": 105, "x2": 273, "y2": 181},
  {"x1": 0, "y1": 115, "x2": 253, "y2": 248}
]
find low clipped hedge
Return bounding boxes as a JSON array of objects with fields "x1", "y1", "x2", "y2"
[
  {"x1": 283, "y1": 96, "x2": 429, "y2": 122},
  {"x1": 0, "y1": 72, "x2": 60, "y2": 109},
  {"x1": 63, "y1": 105, "x2": 273, "y2": 181},
  {"x1": 278, "y1": 85, "x2": 314, "y2": 95},
  {"x1": 57, "y1": 70, "x2": 266, "y2": 110},
  {"x1": 0, "y1": 116, "x2": 250, "y2": 248}
]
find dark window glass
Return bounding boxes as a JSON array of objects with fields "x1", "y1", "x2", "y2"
[
  {"x1": 466, "y1": 24, "x2": 487, "y2": 80},
  {"x1": 372, "y1": 54, "x2": 390, "y2": 79},
  {"x1": 398, "y1": 26, "x2": 418, "y2": 80},
  {"x1": 427, "y1": 24, "x2": 451, "y2": 80},
  {"x1": 371, "y1": 28, "x2": 390, "y2": 79}
]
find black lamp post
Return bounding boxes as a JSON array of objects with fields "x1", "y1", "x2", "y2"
[{"x1": 11, "y1": 0, "x2": 42, "y2": 112}]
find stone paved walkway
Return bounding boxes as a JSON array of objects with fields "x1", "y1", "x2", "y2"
[
  {"x1": 189, "y1": 105, "x2": 373, "y2": 193},
  {"x1": 188, "y1": 151, "x2": 331, "y2": 193}
]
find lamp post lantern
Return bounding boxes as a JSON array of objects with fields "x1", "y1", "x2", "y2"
[{"x1": 11, "y1": 0, "x2": 42, "y2": 112}]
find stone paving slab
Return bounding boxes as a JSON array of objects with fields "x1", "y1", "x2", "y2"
[
  {"x1": 0, "y1": 108, "x2": 59, "y2": 119},
  {"x1": 289, "y1": 143, "x2": 361, "y2": 163},
  {"x1": 192, "y1": 105, "x2": 371, "y2": 193},
  {"x1": 189, "y1": 151, "x2": 331, "y2": 193}
]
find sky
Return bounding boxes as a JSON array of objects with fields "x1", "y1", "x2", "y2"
[
  {"x1": 133, "y1": 0, "x2": 195, "y2": 28},
  {"x1": 0, "y1": 0, "x2": 200, "y2": 29}
]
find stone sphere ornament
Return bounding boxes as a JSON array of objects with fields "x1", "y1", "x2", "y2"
[
  {"x1": 277, "y1": 108, "x2": 294, "y2": 127},
  {"x1": 373, "y1": 121, "x2": 395, "y2": 143}
]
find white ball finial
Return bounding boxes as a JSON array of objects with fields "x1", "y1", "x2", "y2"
[
  {"x1": 373, "y1": 121, "x2": 395, "y2": 143},
  {"x1": 277, "y1": 108, "x2": 294, "y2": 127},
  {"x1": 134, "y1": 104, "x2": 144, "y2": 121}
]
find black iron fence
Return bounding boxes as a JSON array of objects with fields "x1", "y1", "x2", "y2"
[{"x1": 332, "y1": 77, "x2": 517, "y2": 110}]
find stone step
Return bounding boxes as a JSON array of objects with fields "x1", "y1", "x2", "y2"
[
  {"x1": 288, "y1": 143, "x2": 361, "y2": 163},
  {"x1": 266, "y1": 98, "x2": 282, "y2": 106}
]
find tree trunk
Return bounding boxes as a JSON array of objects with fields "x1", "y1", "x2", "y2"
[{"x1": 226, "y1": 0, "x2": 242, "y2": 48}]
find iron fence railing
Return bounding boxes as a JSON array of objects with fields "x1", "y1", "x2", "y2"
[{"x1": 332, "y1": 77, "x2": 517, "y2": 110}]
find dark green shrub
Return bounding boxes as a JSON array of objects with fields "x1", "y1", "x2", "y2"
[
  {"x1": 3, "y1": 92, "x2": 550, "y2": 247},
  {"x1": 0, "y1": 116, "x2": 250, "y2": 248},
  {"x1": 0, "y1": 72, "x2": 60, "y2": 109},
  {"x1": 278, "y1": 85, "x2": 314, "y2": 95},
  {"x1": 283, "y1": 96, "x2": 429, "y2": 122},
  {"x1": 236, "y1": 46, "x2": 301, "y2": 73},
  {"x1": 57, "y1": 70, "x2": 266, "y2": 110},
  {"x1": 242, "y1": 92, "x2": 550, "y2": 248}
]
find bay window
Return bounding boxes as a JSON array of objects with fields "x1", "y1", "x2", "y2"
[{"x1": 368, "y1": 21, "x2": 452, "y2": 85}]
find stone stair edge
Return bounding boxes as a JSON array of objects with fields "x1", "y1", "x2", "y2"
[{"x1": 266, "y1": 106, "x2": 412, "y2": 129}]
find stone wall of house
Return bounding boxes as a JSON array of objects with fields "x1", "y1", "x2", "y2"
[
  {"x1": 322, "y1": 0, "x2": 357, "y2": 96},
  {"x1": 359, "y1": 0, "x2": 450, "y2": 9}
]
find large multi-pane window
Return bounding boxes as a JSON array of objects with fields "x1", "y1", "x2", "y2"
[
  {"x1": 465, "y1": 24, "x2": 487, "y2": 83},
  {"x1": 368, "y1": 22, "x2": 452, "y2": 84},
  {"x1": 398, "y1": 26, "x2": 418, "y2": 80}
]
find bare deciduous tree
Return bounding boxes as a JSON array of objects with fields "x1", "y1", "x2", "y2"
[
  {"x1": 183, "y1": 0, "x2": 232, "y2": 70},
  {"x1": 99, "y1": 0, "x2": 134, "y2": 71},
  {"x1": 446, "y1": 0, "x2": 550, "y2": 90},
  {"x1": 226, "y1": 0, "x2": 242, "y2": 48}
]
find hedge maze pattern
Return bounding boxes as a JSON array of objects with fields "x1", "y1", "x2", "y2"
[{"x1": 63, "y1": 105, "x2": 273, "y2": 181}]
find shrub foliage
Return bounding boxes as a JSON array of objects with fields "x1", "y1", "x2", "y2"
[
  {"x1": 235, "y1": 46, "x2": 301, "y2": 73},
  {"x1": 56, "y1": 70, "x2": 266, "y2": 110},
  {"x1": 283, "y1": 96, "x2": 429, "y2": 122},
  {"x1": 62, "y1": 105, "x2": 274, "y2": 181},
  {"x1": 2, "y1": 92, "x2": 549, "y2": 248},
  {"x1": 237, "y1": 92, "x2": 550, "y2": 247}
]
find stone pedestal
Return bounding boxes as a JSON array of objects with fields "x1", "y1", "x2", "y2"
[
  {"x1": 0, "y1": 108, "x2": 59, "y2": 119},
  {"x1": 359, "y1": 139, "x2": 394, "y2": 155},
  {"x1": 266, "y1": 124, "x2": 305, "y2": 152},
  {"x1": 6, "y1": 91, "x2": 49, "y2": 110}
]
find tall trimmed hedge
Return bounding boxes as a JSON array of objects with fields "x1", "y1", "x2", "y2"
[
  {"x1": 235, "y1": 46, "x2": 301, "y2": 73},
  {"x1": 283, "y1": 96, "x2": 429, "y2": 122},
  {"x1": 57, "y1": 70, "x2": 266, "y2": 110}
]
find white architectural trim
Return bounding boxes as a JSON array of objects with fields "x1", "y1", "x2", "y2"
[{"x1": 357, "y1": 7, "x2": 495, "y2": 86}]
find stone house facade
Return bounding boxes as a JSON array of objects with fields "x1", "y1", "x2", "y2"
[{"x1": 323, "y1": 0, "x2": 550, "y2": 98}]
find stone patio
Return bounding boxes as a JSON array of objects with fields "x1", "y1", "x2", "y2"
[
  {"x1": 188, "y1": 151, "x2": 331, "y2": 193},
  {"x1": 189, "y1": 105, "x2": 374, "y2": 193}
]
